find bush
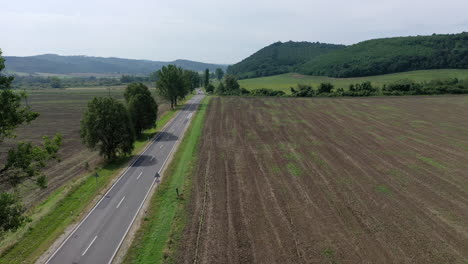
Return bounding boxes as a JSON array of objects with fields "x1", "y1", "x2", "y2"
[{"x1": 250, "y1": 88, "x2": 285, "y2": 97}]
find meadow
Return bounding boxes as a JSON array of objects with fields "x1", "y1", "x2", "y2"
[{"x1": 238, "y1": 69, "x2": 468, "y2": 93}]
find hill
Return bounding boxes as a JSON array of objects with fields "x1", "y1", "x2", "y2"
[
  {"x1": 4, "y1": 54, "x2": 228, "y2": 75},
  {"x1": 238, "y1": 69, "x2": 468, "y2": 93},
  {"x1": 226, "y1": 41, "x2": 345, "y2": 79},
  {"x1": 229, "y1": 32, "x2": 468, "y2": 79},
  {"x1": 298, "y1": 32, "x2": 468, "y2": 77}
]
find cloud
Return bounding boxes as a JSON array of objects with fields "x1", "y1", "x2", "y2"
[{"x1": 1, "y1": 0, "x2": 467, "y2": 64}]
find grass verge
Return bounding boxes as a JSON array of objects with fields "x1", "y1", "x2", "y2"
[
  {"x1": 123, "y1": 96, "x2": 210, "y2": 264},
  {"x1": 0, "y1": 95, "x2": 194, "y2": 264}
]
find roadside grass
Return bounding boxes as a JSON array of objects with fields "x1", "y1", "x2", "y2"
[
  {"x1": 0, "y1": 95, "x2": 194, "y2": 264},
  {"x1": 238, "y1": 69, "x2": 468, "y2": 94},
  {"x1": 123, "y1": 96, "x2": 210, "y2": 264}
]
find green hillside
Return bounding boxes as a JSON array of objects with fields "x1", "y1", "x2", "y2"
[
  {"x1": 298, "y1": 33, "x2": 468, "y2": 77},
  {"x1": 229, "y1": 33, "x2": 468, "y2": 79},
  {"x1": 239, "y1": 69, "x2": 468, "y2": 94},
  {"x1": 227, "y1": 41, "x2": 345, "y2": 79},
  {"x1": 4, "y1": 54, "x2": 227, "y2": 75}
]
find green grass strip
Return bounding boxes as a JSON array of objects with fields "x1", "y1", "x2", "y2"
[
  {"x1": 0, "y1": 95, "x2": 194, "y2": 264},
  {"x1": 123, "y1": 96, "x2": 210, "y2": 264}
]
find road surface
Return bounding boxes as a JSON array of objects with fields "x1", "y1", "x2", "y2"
[{"x1": 46, "y1": 94, "x2": 205, "y2": 264}]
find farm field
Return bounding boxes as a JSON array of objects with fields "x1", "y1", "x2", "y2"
[
  {"x1": 238, "y1": 69, "x2": 468, "y2": 93},
  {"x1": 178, "y1": 96, "x2": 468, "y2": 263},
  {"x1": 0, "y1": 87, "x2": 170, "y2": 207}
]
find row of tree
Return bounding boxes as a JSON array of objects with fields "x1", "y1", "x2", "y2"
[{"x1": 81, "y1": 64, "x2": 198, "y2": 160}]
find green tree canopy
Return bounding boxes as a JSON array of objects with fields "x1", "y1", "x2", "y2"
[
  {"x1": 156, "y1": 65, "x2": 185, "y2": 109},
  {"x1": 215, "y1": 68, "x2": 224, "y2": 80},
  {"x1": 80, "y1": 97, "x2": 135, "y2": 160},
  {"x1": 125, "y1": 83, "x2": 158, "y2": 137},
  {"x1": 0, "y1": 49, "x2": 62, "y2": 233},
  {"x1": 204, "y1": 68, "x2": 210, "y2": 87}
]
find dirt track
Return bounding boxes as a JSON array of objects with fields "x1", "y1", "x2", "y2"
[{"x1": 178, "y1": 96, "x2": 468, "y2": 263}]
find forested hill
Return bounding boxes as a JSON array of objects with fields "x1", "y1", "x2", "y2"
[
  {"x1": 226, "y1": 41, "x2": 345, "y2": 79},
  {"x1": 297, "y1": 32, "x2": 468, "y2": 77},
  {"x1": 4, "y1": 54, "x2": 228, "y2": 74},
  {"x1": 229, "y1": 32, "x2": 468, "y2": 79}
]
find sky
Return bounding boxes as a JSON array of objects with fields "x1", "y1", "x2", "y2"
[{"x1": 1, "y1": 0, "x2": 467, "y2": 64}]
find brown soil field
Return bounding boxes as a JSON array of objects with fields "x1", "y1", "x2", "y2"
[
  {"x1": 178, "y1": 96, "x2": 468, "y2": 263},
  {"x1": 0, "y1": 87, "x2": 170, "y2": 207}
]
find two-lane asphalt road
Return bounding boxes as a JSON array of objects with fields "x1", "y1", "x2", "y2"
[{"x1": 46, "y1": 94, "x2": 205, "y2": 264}]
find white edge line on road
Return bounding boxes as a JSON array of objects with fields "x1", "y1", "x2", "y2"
[
  {"x1": 81, "y1": 236, "x2": 98, "y2": 256},
  {"x1": 106, "y1": 96, "x2": 202, "y2": 264},
  {"x1": 116, "y1": 196, "x2": 126, "y2": 209},
  {"x1": 44, "y1": 99, "x2": 193, "y2": 264},
  {"x1": 136, "y1": 172, "x2": 142, "y2": 180}
]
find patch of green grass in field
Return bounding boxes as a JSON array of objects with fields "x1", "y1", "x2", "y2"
[
  {"x1": 123, "y1": 97, "x2": 210, "y2": 264},
  {"x1": 417, "y1": 155, "x2": 446, "y2": 170},
  {"x1": 369, "y1": 132, "x2": 386, "y2": 142},
  {"x1": 0, "y1": 96, "x2": 194, "y2": 264},
  {"x1": 270, "y1": 166, "x2": 281, "y2": 175},
  {"x1": 375, "y1": 185, "x2": 392, "y2": 194},
  {"x1": 310, "y1": 151, "x2": 329, "y2": 169},
  {"x1": 287, "y1": 162, "x2": 302, "y2": 177},
  {"x1": 322, "y1": 248, "x2": 339, "y2": 264},
  {"x1": 239, "y1": 69, "x2": 468, "y2": 94}
]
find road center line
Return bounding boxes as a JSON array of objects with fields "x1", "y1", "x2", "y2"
[
  {"x1": 82, "y1": 236, "x2": 98, "y2": 256},
  {"x1": 136, "y1": 172, "x2": 142, "y2": 180},
  {"x1": 150, "y1": 156, "x2": 154, "y2": 161},
  {"x1": 116, "y1": 196, "x2": 126, "y2": 209},
  {"x1": 160, "y1": 144, "x2": 163, "y2": 149}
]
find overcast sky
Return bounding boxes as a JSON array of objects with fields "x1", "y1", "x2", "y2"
[{"x1": 1, "y1": 0, "x2": 467, "y2": 64}]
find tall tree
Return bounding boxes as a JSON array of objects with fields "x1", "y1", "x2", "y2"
[
  {"x1": 125, "y1": 83, "x2": 158, "y2": 137},
  {"x1": 0, "y1": 50, "x2": 62, "y2": 233},
  {"x1": 224, "y1": 75, "x2": 241, "y2": 95},
  {"x1": 204, "y1": 68, "x2": 210, "y2": 87},
  {"x1": 80, "y1": 97, "x2": 135, "y2": 160},
  {"x1": 156, "y1": 65, "x2": 185, "y2": 109},
  {"x1": 215, "y1": 68, "x2": 224, "y2": 81}
]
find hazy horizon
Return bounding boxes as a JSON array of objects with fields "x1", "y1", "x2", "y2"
[{"x1": 2, "y1": 0, "x2": 467, "y2": 64}]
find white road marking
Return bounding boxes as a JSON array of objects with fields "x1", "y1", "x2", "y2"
[
  {"x1": 136, "y1": 172, "x2": 142, "y2": 180},
  {"x1": 116, "y1": 196, "x2": 126, "y2": 209},
  {"x1": 160, "y1": 144, "x2": 163, "y2": 149},
  {"x1": 187, "y1": 113, "x2": 193, "y2": 119},
  {"x1": 82, "y1": 236, "x2": 97, "y2": 256},
  {"x1": 151, "y1": 156, "x2": 154, "y2": 161}
]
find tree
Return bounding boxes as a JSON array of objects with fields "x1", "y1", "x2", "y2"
[
  {"x1": 204, "y1": 68, "x2": 210, "y2": 87},
  {"x1": 49, "y1": 77, "x2": 62, "y2": 88},
  {"x1": 80, "y1": 97, "x2": 135, "y2": 160},
  {"x1": 0, "y1": 193, "x2": 27, "y2": 233},
  {"x1": 215, "y1": 82, "x2": 225, "y2": 94},
  {"x1": 125, "y1": 83, "x2": 158, "y2": 137},
  {"x1": 318, "y1": 83, "x2": 334, "y2": 94},
  {"x1": 205, "y1": 83, "x2": 215, "y2": 94},
  {"x1": 215, "y1": 68, "x2": 224, "y2": 80},
  {"x1": 0, "y1": 49, "x2": 62, "y2": 233},
  {"x1": 224, "y1": 75, "x2": 241, "y2": 95},
  {"x1": 156, "y1": 65, "x2": 186, "y2": 109}
]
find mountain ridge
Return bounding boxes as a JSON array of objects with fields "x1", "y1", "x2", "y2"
[{"x1": 4, "y1": 54, "x2": 228, "y2": 75}]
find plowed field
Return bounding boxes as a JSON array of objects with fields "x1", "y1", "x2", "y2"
[{"x1": 178, "y1": 96, "x2": 468, "y2": 263}]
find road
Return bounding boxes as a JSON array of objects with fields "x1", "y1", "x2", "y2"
[{"x1": 46, "y1": 93, "x2": 205, "y2": 264}]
